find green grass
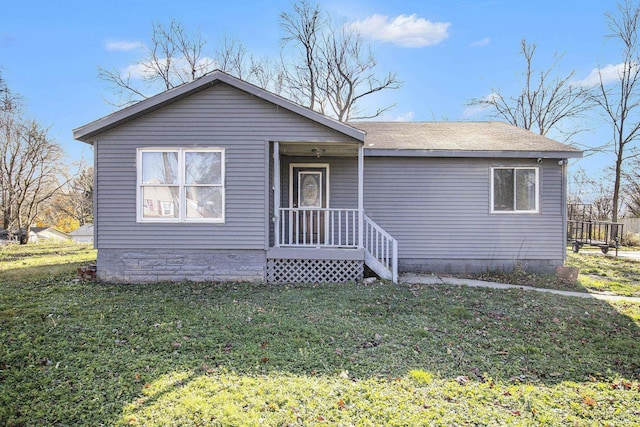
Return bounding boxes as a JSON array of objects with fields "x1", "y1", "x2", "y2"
[
  {"x1": 0, "y1": 241, "x2": 96, "y2": 281},
  {"x1": 566, "y1": 251, "x2": 640, "y2": 297},
  {"x1": 1, "y1": 278, "x2": 639, "y2": 425},
  {"x1": 474, "y1": 250, "x2": 640, "y2": 297},
  {"x1": 1, "y1": 243, "x2": 639, "y2": 425}
]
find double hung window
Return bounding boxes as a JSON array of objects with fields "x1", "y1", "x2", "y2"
[{"x1": 138, "y1": 148, "x2": 225, "y2": 222}]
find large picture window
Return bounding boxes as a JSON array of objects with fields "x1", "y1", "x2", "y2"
[
  {"x1": 491, "y1": 167, "x2": 539, "y2": 213},
  {"x1": 138, "y1": 148, "x2": 225, "y2": 222}
]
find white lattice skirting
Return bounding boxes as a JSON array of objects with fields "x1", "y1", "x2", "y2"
[{"x1": 267, "y1": 258, "x2": 364, "y2": 283}]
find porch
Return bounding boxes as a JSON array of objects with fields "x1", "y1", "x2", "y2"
[{"x1": 267, "y1": 141, "x2": 398, "y2": 284}]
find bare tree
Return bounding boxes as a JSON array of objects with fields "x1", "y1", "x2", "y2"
[
  {"x1": 625, "y1": 161, "x2": 640, "y2": 216},
  {"x1": 567, "y1": 167, "x2": 623, "y2": 220},
  {"x1": 592, "y1": 1, "x2": 640, "y2": 222},
  {"x1": 0, "y1": 84, "x2": 22, "y2": 230},
  {"x1": 592, "y1": 183, "x2": 616, "y2": 220},
  {"x1": 0, "y1": 71, "x2": 6, "y2": 99},
  {"x1": 215, "y1": 37, "x2": 285, "y2": 94},
  {"x1": 100, "y1": 4, "x2": 400, "y2": 120},
  {"x1": 470, "y1": 40, "x2": 592, "y2": 139},
  {"x1": 99, "y1": 19, "x2": 216, "y2": 106},
  {"x1": 99, "y1": 21, "x2": 284, "y2": 106},
  {"x1": 47, "y1": 167, "x2": 94, "y2": 227},
  {"x1": 322, "y1": 26, "x2": 400, "y2": 121},
  {"x1": 0, "y1": 83, "x2": 67, "y2": 242},
  {"x1": 280, "y1": 0, "x2": 401, "y2": 121},
  {"x1": 216, "y1": 37, "x2": 251, "y2": 80},
  {"x1": 280, "y1": 0, "x2": 323, "y2": 111}
]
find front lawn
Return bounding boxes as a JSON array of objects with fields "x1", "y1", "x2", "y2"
[{"x1": 1, "y1": 273, "x2": 639, "y2": 425}]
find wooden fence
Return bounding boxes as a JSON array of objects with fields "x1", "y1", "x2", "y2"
[{"x1": 621, "y1": 218, "x2": 640, "y2": 234}]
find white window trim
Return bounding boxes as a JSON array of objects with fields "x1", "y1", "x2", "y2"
[
  {"x1": 490, "y1": 166, "x2": 539, "y2": 214},
  {"x1": 137, "y1": 147, "x2": 225, "y2": 223}
]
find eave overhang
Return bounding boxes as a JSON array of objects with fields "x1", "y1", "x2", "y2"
[{"x1": 364, "y1": 149, "x2": 583, "y2": 159}]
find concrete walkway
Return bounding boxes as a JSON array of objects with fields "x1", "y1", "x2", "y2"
[{"x1": 400, "y1": 273, "x2": 640, "y2": 303}]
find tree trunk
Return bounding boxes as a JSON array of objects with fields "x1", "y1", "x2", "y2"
[{"x1": 612, "y1": 151, "x2": 624, "y2": 222}]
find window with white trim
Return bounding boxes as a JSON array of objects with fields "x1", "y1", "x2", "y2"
[
  {"x1": 491, "y1": 167, "x2": 539, "y2": 213},
  {"x1": 138, "y1": 148, "x2": 225, "y2": 222}
]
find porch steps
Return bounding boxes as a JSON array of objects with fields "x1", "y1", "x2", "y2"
[
  {"x1": 267, "y1": 212, "x2": 398, "y2": 284},
  {"x1": 363, "y1": 215, "x2": 398, "y2": 283}
]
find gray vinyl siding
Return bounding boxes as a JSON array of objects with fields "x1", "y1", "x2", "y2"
[
  {"x1": 94, "y1": 83, "x2": 357, "y2": 250},
  {"x1": 363, "y1": 157, "x2": 565, "y2": 262}
]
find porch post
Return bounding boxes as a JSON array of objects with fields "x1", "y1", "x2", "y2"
[
  {"x1": 273, "y1": 142, "x2": 280, "y2": 247},
  {"x1": 358, "y1": 143, "x2": 364, "y2": 248}
]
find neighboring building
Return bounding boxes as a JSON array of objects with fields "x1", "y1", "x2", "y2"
[
  {"x1": 69, "y1": 223, "x2": 94, "y2": 244},
  {"x1": 0, "y1": 230, "x2": 19, "y2": 245},
  {"x1": 30, "y1": 227, "x2": 70, "y2": 242},
  {"x1": 73, "y1": 71, "x2": 582, "y2": 284}
]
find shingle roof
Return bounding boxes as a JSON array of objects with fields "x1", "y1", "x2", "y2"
[
  {"x1": 69, "y1": 224, "x2": 94, "y2": 236},
  {"x1": 351, "y1": 121, "x2": 582, "y2": 158}
]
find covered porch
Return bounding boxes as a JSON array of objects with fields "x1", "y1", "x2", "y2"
[{"x1": 267, "y1": 140, "x2": 397, "y2": 283}]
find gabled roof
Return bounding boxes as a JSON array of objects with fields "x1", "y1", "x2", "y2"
[
  {"x1": 31, "y1": 227, "x2": 70, "y2": 238},
  {"x1": 73, "y1": 70, "x2": 366, "y2": 143},
  {"x1": 69, "y1": 224, "x2": 94, "y2": 236},
  {"x1": 352, "y1": 121, "x2": 583, "y2": 158}
]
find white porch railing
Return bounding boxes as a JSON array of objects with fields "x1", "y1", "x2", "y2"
[
  {"x1": 275, "y1": 208, "x2": 398, "y2": 283},
  {"x1": 363, "y1": 215, "x2": 398, "y2": 283},
  {"x1": 278, "y1": 208, "x2": 359, "y2": 247}
]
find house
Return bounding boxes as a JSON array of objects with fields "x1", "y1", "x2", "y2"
[
  {"x1": 69, "y1": 223, "x2": 94, "y2": 244},
  {"x1": 30, "y1": 227, "x2": 70, "y2": 242},
  {"x1": 73, "y1": 71, "x2": 582, "y2": 284}
]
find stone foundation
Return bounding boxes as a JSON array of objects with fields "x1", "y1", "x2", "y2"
[
  {"x1": 97, "y1": 249, "x2": 266, "y2": 283},
  {"x1": 399, "y1": 258, "x2": 562, "y2": 275}
]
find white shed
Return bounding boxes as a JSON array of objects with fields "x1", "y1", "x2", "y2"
[{"x1": 69, "y1": 224, "x2": 94, "y2": 243}]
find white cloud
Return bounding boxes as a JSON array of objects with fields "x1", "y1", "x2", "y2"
[
  {"x1": 470, "y1": 37, "x2": 490, "y2": 47},
  {"x1": 349, "y1": 14, "x2": 450, "y2": 48},
  {"x1": 121, "y1": 62, "x2": 151, "y2": 80},
  {"x1": 462, "y1": 93, "x2": 500, "y2": 118},
  {"x1": 379, "y1": 111, "x2": 415, "y2": 122},
  {"x1": 105, "y1": 40, "x2": 144, "y2": 52},
  {"x1": 572, "y1": 63, "x2": 628, "y2": 87},
  {"x1": 393, "y1": 111, "x2": 415, "y2": 121}
]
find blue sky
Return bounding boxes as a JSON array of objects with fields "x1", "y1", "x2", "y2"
[{"x1": 0, "y1": 0, "x2": 625, "y2": 186}]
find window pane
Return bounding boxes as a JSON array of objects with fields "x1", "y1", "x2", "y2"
[
  {"x1": 516, "y1": 169, "x2": 536, "y2": 210},
  {"x1": 186, "y1": 186, "x2": 223, "y2": 219},
  {"x1": 493, "y1": 169, "x2": 514, "y2": 211},
  {"x1": 142, "y1": 152, "x2": 178, "y2": 184},
  {"x1": 142, "y1": 186, "x2": 179, "y2": 218},
  {"x1": 185, "y1": 152, "x2": 222, "y2": 185}
]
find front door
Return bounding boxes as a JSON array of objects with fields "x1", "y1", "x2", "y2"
[{"x1": 290, "y1": 164, "x2": 328, "y2": 244}]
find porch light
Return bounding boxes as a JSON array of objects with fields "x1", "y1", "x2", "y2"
[{"x1": 311, "y1": 147, "x2": 325, "y2": 158}]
